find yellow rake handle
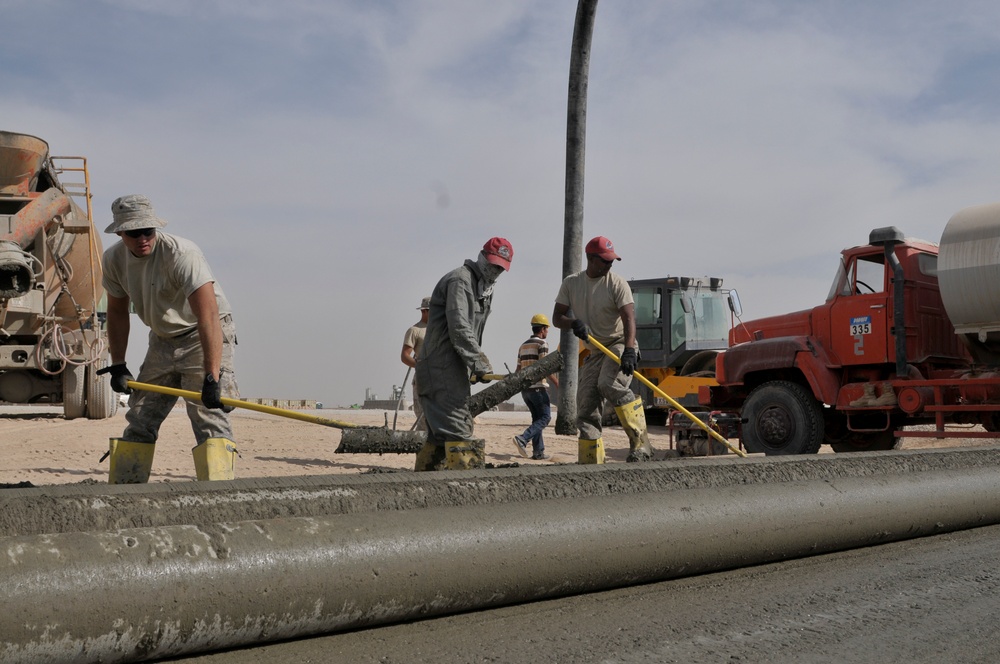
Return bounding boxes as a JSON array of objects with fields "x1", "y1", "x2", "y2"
[
  {"x1": 586, "y1": 336, "x2": 746, "y2": 458},
  {"x1": 126, "y1": 380, "x2": 367, "y2": 430},
  {"x1": 471, "y1": 373, "x2": 507, "y2": 383}
]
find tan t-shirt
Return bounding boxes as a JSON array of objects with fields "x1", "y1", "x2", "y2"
[
  {"x1": 555, "y1": 270, "x2": 633, "y2": 348},
  {"x1": 403, "y1": 321, "x2": 426, "y2": 359},
  {"x1": 102, "y1": 232, "x2": 232, "y2": 338}
]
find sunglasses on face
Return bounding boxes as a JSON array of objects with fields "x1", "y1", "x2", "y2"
[{"x1": 123, "y1": 228, "x2": 156, "y2": 239}]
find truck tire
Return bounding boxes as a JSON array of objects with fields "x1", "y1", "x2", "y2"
[
  {"x1": 680, "y1": 351, "x2": 718, "y2": 376},
  {"x1": 86, "y1": 361, "x2": 118, "y2": 420},
  {"x1": 742, "y1": 380, "x2": 824, "y2": 455},
  {"x1": 62, "y1": 364, "x2": 86, "y2": 420}
]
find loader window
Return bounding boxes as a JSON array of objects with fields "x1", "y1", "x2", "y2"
[
  {"x1": 671, "y1": 291, "x2": 732, "y2": 351},
  {"x1": 633, "y1": 287, "x2": 663, "y2": 351}
]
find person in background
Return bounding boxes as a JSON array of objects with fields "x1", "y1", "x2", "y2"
[
  {"x1": 512, "y1": 313, "x2": 558, "y2": 460},
  {"x1": 98, "y1": 194, "x2": 240, "y2": 483},
  {"x1": 413, "y1": 237, "x2": 513, "y2": 471},
  {"x1": 551, "y1": 235, "x2": 654, "y2": 464},
  {"x1": 400, "y1": 296, "x2": 430, "y2": 431}
]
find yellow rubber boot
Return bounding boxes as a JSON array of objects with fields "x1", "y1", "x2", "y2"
[
  {"x1": 192, "y1": 438, "x2": 238, "y2": 481},
  {"x1": 414, "y1": 441, "x2": 445, "y2": 472},
  {"x1": 578, "y1": 437, "x2": 605, "y2": 464},
  {"x1": 614, "y1": 397, "x2": 655, "y2": 462},
  {"x1": 108, "y1": 438, "x2": 155, "y2": 484},
  {"x1": 444, "y1": 440, "x2": 485, "y2": 470}
]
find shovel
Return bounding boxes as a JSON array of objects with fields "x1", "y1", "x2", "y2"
[{"x1": 125, "y1": 380, "x2": 427, "y2": 451}]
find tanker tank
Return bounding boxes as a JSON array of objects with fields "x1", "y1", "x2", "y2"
[
  {"x1": 0, "y1": 130, "x2": 116, "y2": 419},
  {"x1": 937, "y1": 202, "x2": 1000, "y2": 367}
]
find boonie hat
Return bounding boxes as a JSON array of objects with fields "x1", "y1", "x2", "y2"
[
  {"x1": 482, "y1": 237, "x2": 514, "y2": 271},
  {"x1": 104, "y1": 194, "x2": 168, "y2": 234},
  {"x1": 585, "y1": 236, "x2": 620, "y2": 261},
  {"x1": 418, "y1": 296, "x2": 431, "y2": 310}
]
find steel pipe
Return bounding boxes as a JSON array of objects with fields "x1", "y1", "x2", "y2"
[{"x1": 4, "y1": 467, "x2": 1000, "y2": 662}]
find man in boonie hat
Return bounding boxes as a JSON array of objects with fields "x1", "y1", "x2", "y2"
[
  {"x1": 97, "y1": 194, "x2": 241, "y2": 484},
  {"x1": 400, "y1": 295, "x2": 431, "y2": 431},
  {"x1": 413, "y1": 237, "x2": 514, "y2": 471}
]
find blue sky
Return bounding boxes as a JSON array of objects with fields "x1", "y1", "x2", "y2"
[{"x1": 4, "y1": 1, "x2": 1000, "y2": 407}]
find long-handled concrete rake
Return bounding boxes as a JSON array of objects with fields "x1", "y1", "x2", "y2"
[{"x1": 125, "y1": 380, "x2": 428, "y2": 449}]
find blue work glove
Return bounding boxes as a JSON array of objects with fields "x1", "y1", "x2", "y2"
[
  {"x1": 620, "y1": 347, "x2": 639, "y2": 376},
  {"x1": 201, "y1": 373, "x2": 234, "y2": 411},
  {"x1": 96, "y1": 363, "x2": 133, "y2": 393},
  {"x1": 571, "y1": 319, "x2": 589, "y2": 341}
]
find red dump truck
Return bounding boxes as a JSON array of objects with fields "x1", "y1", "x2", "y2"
[
  {"x1": 701, "y1": 203, "x2": 1000, "y2": 454},
  {"x1": 0, "y1": 130, "x2": 116, "y2": 418}
]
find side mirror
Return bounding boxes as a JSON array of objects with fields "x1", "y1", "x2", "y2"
[
  {"x1": 680, "y1": 294, "x2": 694, "y2": 314},
  {"x1": 728, "y1": 290, "x2": 742, "y2": 317}
]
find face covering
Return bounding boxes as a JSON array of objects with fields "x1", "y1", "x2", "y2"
[{"x1": 476, "y1": 253, "x2": 505, "y2": 282}]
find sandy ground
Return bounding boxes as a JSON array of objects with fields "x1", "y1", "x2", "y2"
[
  {"x1": 0, "y1": 402, "x2": 991, "y2": 486},
  {"x1": 0, "y1": 404, "x2": 617, "y2": 486}
]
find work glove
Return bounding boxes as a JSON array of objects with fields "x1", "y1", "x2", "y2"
[
  {"x1": 571, "y1": 319, "x2": 589, "y2": 341},
  {"x1": 96, "y1": 363, "x2": 133, "y2": 394},
  {"x1": 201, "y1": 373, "x2": 234, "y2": 411},
  {"x1": 472, "y1": 353, "x2": 494, "y2": 384},
  {"x1": 620, "y1": 347, "x2": 639, "y2": 376}
]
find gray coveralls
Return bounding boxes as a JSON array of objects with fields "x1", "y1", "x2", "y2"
[{"x1": 415, "y1": 259, "x2": 493, "y2": 447}]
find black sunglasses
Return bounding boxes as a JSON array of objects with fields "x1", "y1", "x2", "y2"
[{"x1": 123, "y1": 228, "x2": 156, "y2": 239}]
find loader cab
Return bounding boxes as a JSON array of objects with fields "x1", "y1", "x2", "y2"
[{"x1": 630, "y1": 276, "x2": 735, "y2": 371}]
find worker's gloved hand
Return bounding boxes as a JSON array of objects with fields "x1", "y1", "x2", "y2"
[
  {"x1": 620, "y1": 347, "x2": 639, "y2": 376},
  {"x1": 96, "y1": 363, "x2": 133, "y2": 393},
  {"x1": 201, "y1": 373, "x2": 234, "y2": 411},
  {"x1": 472, "y1": 371, "x2": 493, "y2": 384},
  {"x1": 571, "y1": 319, "x2": 589, "y2": 341}
]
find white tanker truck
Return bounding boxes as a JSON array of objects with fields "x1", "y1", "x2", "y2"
[{"x1": 0, "y1": 130, "x2": 116, "y2": 419}]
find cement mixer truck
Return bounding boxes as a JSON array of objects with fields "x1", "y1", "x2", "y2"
[
  {"x1": 0, "y1": 130, "x2": 116, "y2": 419},
  {"x1": 700, "y1": 202, "x2": 1000, "y2": 454}
]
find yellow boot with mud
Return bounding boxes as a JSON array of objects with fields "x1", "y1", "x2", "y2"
[
  {"x1": 578, "y1": 437, "x2": 605, "y2": 464},
  {"x1": 108, "y1": 438, "x2": 155, "y2": 484},
  {"x1": 615, "y1": 397, "x2": 655, "y2": 462},
  {"x1": 444, "y1": 440, "x2": 485, "y2": 470},
  {"x1": 414, "y1": 441, "x2": 445, "y2": 471},
  {"x1": 192, "y1": 438, "x2": 238, "y2": 481}
]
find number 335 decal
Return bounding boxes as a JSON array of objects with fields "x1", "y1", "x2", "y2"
[{"x1": 850, "y1": 316, "x2": 872, "y2": 336}]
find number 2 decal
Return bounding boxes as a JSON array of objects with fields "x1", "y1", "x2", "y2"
[{"x1": 851, "y1": 316, "x2": 871, "y2": 356}]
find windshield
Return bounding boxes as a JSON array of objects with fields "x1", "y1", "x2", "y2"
[{"x1": 671, "y1": 291, "x2": 731, "y2": 351}]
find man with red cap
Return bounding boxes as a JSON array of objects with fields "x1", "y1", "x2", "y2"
[
  {"x1": 414, "y1": 237, "x2": 513, "y2": 471},
  {"x1": 552, "y1": 236, "x2": 654, "y2": 463}
]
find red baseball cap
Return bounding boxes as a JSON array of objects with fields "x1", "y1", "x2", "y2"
[
  {"x1": 482, "y1": 237, "x2": 514, "y2": 271},
  {"x1": 585, "y1": 236, "x2": 621, "y2": 261}
]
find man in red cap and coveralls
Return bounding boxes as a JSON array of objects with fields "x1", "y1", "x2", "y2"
[
  {"x1": 414, "y1": 237, "x2": 513, "y2": 471},
  {"x1": 552, "y1": 235, "x2": 654, "y2": 464}
]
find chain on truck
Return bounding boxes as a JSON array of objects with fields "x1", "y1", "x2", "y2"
[{"x1": 701, "y1": 202, "x2": 1000, "y2": 455}]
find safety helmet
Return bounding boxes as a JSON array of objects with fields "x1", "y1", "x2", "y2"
[{"x1": 530, "y1": 313, "x2": 550, "y2": 327}]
